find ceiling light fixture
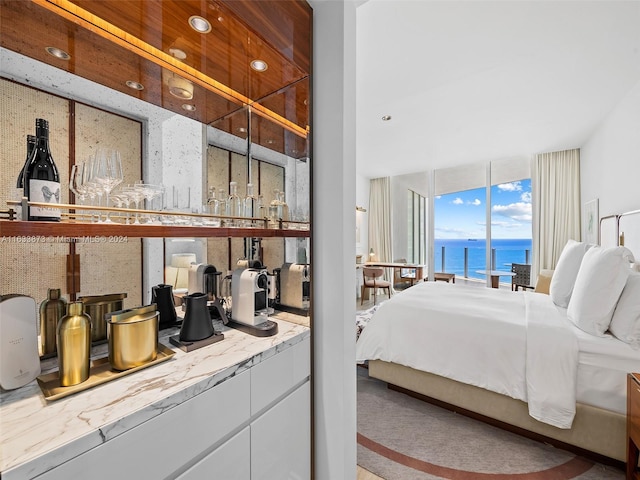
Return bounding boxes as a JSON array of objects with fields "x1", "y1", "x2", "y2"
[
  {"x1": 168, "y1": 48, "x2": 187, "y2": 60},
  {"x1": 250, "y1": 59, "x2": 268, "y2": 72},
  {"x1": 168, "y1": 75, "x2": 194, "y2": 100},
  {"x1": 45, "y1": 46, "x2": 71, "y2": 60},
  {"x1": 125, "y1": 80, "x2": 144, "y2": 90},
  {"x1": 182, "y1": 104, "x2": 196, "y2": 112},
  {"x1": 382, "y1": 115, "x2": 392, "y2": 121},
  {"x1": 189, "y1": 15, "x2": 212, "y2": 33}
]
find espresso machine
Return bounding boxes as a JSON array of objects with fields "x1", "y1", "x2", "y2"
[
  {"x1": 275, "y1": 263, "x2": 310, "y2": 315},
  {"x1": 188, "y1": 263, "x2": 219, "y2": 296},
  {"x1": 228, "y1": 268, "x2": 278, "y2": 336}
]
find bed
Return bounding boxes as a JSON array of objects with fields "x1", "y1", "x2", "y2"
[{"x1": 356, "y1": 210, "x2": 640, "y2": 462}]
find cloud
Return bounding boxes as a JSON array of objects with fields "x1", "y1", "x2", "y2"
[
  {"x1": 497, "y1": 182, "x2": 522, "y2": 192},
  {"x1": 492, "y1": 202, "x2": 532, "y2": 222},
  {"x1": 469, "y1": 199, "x2": 481, "y2": 206},
  {"x1": 452, "y1": 197, "x2": 463, "y2": 205},
  {"x1": 521, "y1": 191, "x2": 531, "y2": 202}
]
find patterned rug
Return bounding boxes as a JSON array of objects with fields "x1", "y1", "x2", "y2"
[
  {"x1": 356, "y1": 303, "x2": 383, "y2": 340},
  {"x1": 356, "y1": 368, "x2": 624, "y2": 480}
]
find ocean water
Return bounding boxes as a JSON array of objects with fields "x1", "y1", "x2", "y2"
[{"x1": 434, "y1": 238, "x2": 532, "y2": 281}]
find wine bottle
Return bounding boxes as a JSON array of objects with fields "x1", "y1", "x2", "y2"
[
  {"x1": 24, "y1": 119, "x2": 61, "y2": 221},
  {"x1": 16, "y1": 134, "x2": 36, "y2": 189}
]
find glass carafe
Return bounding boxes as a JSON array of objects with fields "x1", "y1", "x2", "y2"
[
  {"x1": 225, "y1": 181, "x2": 242, "y2": 227},
  {"x1": 243, "y1": 183, "x2": 260, "y2": 227}
]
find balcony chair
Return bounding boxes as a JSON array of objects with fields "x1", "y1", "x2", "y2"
[
  {"x1": 511, "y1": 263, "x2": 534, "y2": 291},
  {"x1": 361, "y1": 266, "x2": 392, "y2": 305}
]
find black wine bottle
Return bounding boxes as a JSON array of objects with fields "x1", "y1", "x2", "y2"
[
  {"x1": 16, "y1": 134, "x2": 36, "y2": 189},
  {"x1": 23, "y1": 119, "x2": 61, "y2": 221}
]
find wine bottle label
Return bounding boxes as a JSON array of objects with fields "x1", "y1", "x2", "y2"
[{"x1": 29, "y1": 179, "x2": 61, "y2": 219}]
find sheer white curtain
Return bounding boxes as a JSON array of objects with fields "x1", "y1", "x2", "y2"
[
  {"x1": 368, "y1": 177, "x2": 393, "y2": 270},
  {"x1": 531, "y1": 148, "x2": 581, "y2": 278}
]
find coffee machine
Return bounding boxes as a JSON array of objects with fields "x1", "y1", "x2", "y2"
[
  {"x1": 188, "y1": 263, "x2": 219, "y2": 296},
  {"x1": 229, "y1": 268, "x2": 278, "y2": 336},
  {"x1": 276, "y1": 263, "x2": 310, "y2": 315}
]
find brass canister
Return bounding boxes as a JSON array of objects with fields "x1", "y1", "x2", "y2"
[
  {"x1": 57, "y1": 301, "x2": 91, "y2": 386},
  {"x1": 39, "y1": 288, "x2": 67, "y2": 356},
  {"x1": 79, "y1": 293, "x2": 127, "y2": 342},
  {"x1": 107, "y1": 305, "x2": 158, "y2": 371}
]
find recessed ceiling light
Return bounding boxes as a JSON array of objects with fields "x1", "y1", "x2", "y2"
[
  {"x1": 182, "y1": 104, "x2": 196, "y2": 112},
  {"x1": 169, "y1": 48, "x2": 187, "y2": 60},
  {"x1": 45, "y1": 46, "x2": 70, "y2": 60},
  {"x1": 125, "y1": 80, "x2": 144, "y2": 91},
  {"x1": 189, "y1": 15, "x2": 212, "y2": 33},
  {"x1": 382, "y1": 115, "x2": 392, "y2": 121},
  {"x1": 168, "y1": 76, "x2": 194, "y2": 100},
  {"x1": 250, "y1": 59, "x2": 268, "y2": 72}
]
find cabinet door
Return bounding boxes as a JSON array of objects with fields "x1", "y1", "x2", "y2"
[
  {"x1": 251, "y1": 382, "x2": 310, "y2": 480},
  {"x1": 251, "y1": 337, "x2": 310, "y2": 415},
  {"x1": 176, "y1": 427, "x2": 250, "y2": 480}
]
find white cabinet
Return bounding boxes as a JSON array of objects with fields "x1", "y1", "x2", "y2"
[
  {"x1": 176, "y1": 427, "x2": 251, "y2": 480},
  {"x1": 251, "y1": 382, "x2": 311, "y2": 480},
  {"x1": 34, "y1": 337, "x2": 310, "y2": 480},
  {"x1": 38, "y1": 371, "x2": 251, "y2": 480},
  {"x1": 251, "y1": 336, "x2": 311, "y2": 415}
]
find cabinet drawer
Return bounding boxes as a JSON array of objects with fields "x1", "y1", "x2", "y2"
[
  {"x1": 251, "y1": 337, "x2": 310, "y2": 415},
  {"x1": 176, "y1": 427, "x2": 250, "y2": 480},
  {"x1": 39, "y1": 371, "x2": 250, "y2": 480}
]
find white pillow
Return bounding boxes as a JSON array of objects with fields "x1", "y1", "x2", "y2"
[
  {"x1": 609, "y1": 271, "x2": 640, "y2": 349},
  {"x1": 567, "y1": 246, "x2": 634, "y2": 336},
  {"x1": 549, "y1": 240, "x2": 593, "y2": 308}
]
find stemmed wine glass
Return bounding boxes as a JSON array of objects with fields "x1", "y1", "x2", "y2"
[
  {"x1": 94, "y1": 148, "x2": 124, "y2": 223},
  {"x1": 121, "y1": 184, "x2": 144, "y2": 224},
  {"x1": 69, "y1": 162, "x2": 88, "y2": 220}
]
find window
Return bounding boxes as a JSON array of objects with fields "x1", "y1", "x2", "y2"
[{"x1": 407, "y1": 189, "x2": 426, "y2": 264}]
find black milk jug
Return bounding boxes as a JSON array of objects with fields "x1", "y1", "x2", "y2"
[
  {"x1": 151, "y1": 284, "x2": 178, "y2": 329},
  {"x1": 180, "y1": 293, "x2": 214, "y2": 342}
]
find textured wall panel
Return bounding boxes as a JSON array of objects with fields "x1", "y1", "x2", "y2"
[
  {"x1": 0, "y1": 79, "x2": 70, "y2": 311},
  {"x1": 74, "y1": 104, "x2": 142, "y2": 308}
]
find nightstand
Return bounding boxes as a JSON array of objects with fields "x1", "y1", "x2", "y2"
[{"x1": 628, "y1": 373, "x2": 640, "y2": 480}]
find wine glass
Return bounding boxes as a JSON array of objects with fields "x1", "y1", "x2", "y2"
[
  {"x1": 94, "y1": 148, "x2": 123, "y2": 223},
  {"x1": 122, "y1": 184, "x2": 144, "y2": 224},
  {"x1": 69, "y1": 162, "x2": 89, "y2": 219}
]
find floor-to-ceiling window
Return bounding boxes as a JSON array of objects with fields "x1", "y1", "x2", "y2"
[
  {"x1": 433, "y1": 159, "x2": 531, "y2": 285},
  {"x1": 407, "y1": 189, "x2": 426, "y2": 264}
]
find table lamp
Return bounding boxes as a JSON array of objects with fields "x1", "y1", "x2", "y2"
[{"x1": 171, "y1": 253, "x2": 196, "y2": 293}]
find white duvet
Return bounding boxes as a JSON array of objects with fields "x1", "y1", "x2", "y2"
[{"x1": 355, "y1": 282, "x2": 579, "y2": 429}]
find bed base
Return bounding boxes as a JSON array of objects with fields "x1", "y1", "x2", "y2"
[{"x1": 369, "y1": 360, "x2": 626, "y2": 464}]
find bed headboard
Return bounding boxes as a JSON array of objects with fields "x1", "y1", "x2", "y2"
[{"x1": 599, "y1": 209, "x2": 640, "y2": 261}]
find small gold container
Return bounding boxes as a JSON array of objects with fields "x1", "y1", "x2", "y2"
[{"x1": 107, "y1": 305, "x2": 158, "y2": 371}]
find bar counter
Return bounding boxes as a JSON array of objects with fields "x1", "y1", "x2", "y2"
[{"x1": 0, "y1": 312, "x2": 310, "y2": 479}]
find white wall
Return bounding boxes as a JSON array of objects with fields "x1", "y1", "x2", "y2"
[
  {"x1": 581, "y1": 79, "x2": 640, "y2": 223},
  {"x1": 310, "y1": 0, "x2": 358, "y2": 478}
]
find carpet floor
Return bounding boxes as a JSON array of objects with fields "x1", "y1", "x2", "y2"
[{"x1": 357, "y1": 368, "x2": 624, "y2": 480}]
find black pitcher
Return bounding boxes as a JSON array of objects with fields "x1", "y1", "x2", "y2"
[
  {"x1": 180, "y1": 293, "x2": 214, "y2": 342},
  {"x1": 151, "y1": 284, "x2": 178, "y2": 329}
]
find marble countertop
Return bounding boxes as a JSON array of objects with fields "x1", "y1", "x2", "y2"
[{"x1": 0, "y1": 312, "x2": 310, "y2": 479}]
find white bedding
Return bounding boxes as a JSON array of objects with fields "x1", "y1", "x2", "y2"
[{"x1": 355, "y1": 282, "x2": 594, "y2": 429}]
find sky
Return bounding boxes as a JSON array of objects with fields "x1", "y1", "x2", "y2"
[{"x1": 435, "y1": 179, "x2": 532, "y2": 239}]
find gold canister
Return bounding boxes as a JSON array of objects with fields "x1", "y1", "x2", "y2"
[
  {"x1": 39, "y1": 288, "x2": 67, "y2": 356},
  {"x1": 107, "y1": 305, "x2": 158, "y2": 371},
  {"x1": 57, "y1": 301, "x2": 92, "y2": 386}
]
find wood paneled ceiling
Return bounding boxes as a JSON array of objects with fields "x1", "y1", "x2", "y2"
[{"x1": 0, "y1": 0, "x2": 311, "y2": 159}]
